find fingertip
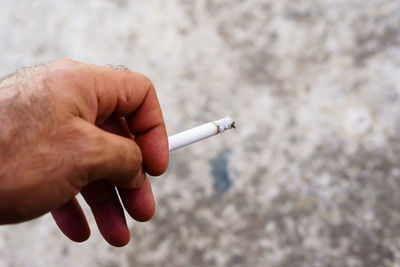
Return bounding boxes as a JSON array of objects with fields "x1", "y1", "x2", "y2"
[
  {"x1": 119, "y1": 178, "x2": 156, "y2": 222},
  {"x1": 90, "y1": 203, "x2": 132, "y2": 247},
  {"x1": 134, "y1": 191, "x2": 156, "y2": 223},
  {"x1": 71, "y1": 228, "x2": 91, "y2": 243},
  {"x1": 51, "y1": 199, "x2": 91, "y2": 243},
  {"x1": 102, "y1": 222, "x2": 130, "y2": 247},
  {"x1": 81, "y1": 180, "x2": 132, "y2": 247},
  {"x1": 135, "y1": 127, "x2": 169, "y2": 176}
]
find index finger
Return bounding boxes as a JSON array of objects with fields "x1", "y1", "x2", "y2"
[{"x1": 51, "y1": 60, "x2": 169, "y2": 176}]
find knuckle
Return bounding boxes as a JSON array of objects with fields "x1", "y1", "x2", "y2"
[
  {"x1": 136, "y1": 73, "x2": 155, "y2": 91},
  {"x1": 47, "y1": 59, "x2": 82, "y2": 80},
  {"x1": 46, "y1": 67, "x2": 73, "y2": 84},
  {"x1": 56, "y1": 59, "x2": 80, "y2": 67}
]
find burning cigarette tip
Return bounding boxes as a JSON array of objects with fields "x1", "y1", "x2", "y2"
[{"x1": 213, "y1": 117, "x2": 236, "y2": 133}]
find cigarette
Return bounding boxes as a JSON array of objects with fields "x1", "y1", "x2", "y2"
[{"x1": 168, "y1": 117, "x2": 235, "y2": 151}]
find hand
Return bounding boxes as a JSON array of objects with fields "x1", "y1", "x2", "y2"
[{"x1": 0, "y1": 60, "x2": 169, "y2": 246}]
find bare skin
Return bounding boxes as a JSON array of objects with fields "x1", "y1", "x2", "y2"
[{"x1": 0, "y1": 60, "x2": 169, "y2": 247}]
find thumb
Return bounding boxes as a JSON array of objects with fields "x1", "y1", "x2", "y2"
[{"x1": 72, "y1": 118, "x2": 145, "y2": 189}]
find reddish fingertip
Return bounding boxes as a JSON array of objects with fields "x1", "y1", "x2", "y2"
[
  {"x1": 51, "y1": 200, "x2": 91, "y2": 243},
  {"x1": 119, "y1": 178, "x2": 156, "y2": 222},
  {"x1": 91, "y1": 204, "x2": 131, "y2": 247},
  {"x1": 135, "y1": 131, "x2": 169, "y2": 176}
]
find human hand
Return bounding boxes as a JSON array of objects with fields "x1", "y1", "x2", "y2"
[{"x1": 0, "y1": 60, "x2": 169, "y2": 246}]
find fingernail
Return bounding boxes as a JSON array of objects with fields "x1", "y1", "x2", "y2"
[{"x1": 134, "y1": 167, "x2": 146, "y2": 187}]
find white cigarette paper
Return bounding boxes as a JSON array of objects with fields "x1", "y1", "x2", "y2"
[{"x1": 168, "y1": 117, "x2": 235, "y2": 151}]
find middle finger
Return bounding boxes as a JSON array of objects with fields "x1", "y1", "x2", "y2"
[{"x1": 81, "y1": 180, "x2": 130, "y2": 247}]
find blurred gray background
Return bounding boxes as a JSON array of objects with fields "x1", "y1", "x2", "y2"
[{"x1": 1, "y1": 0, "x2": 400, "y2": 266}]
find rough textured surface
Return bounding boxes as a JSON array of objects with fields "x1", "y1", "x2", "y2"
[{"x1": 1, "y1": 0, "x2": 400, "y2": 266}]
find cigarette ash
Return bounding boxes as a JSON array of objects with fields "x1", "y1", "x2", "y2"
[
  {"x1": 213, "y1": 117, "x2": 235, "y2": 133},
  {"x1": 209, "y1": 149, "x2": 232, "y2": 198}
]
